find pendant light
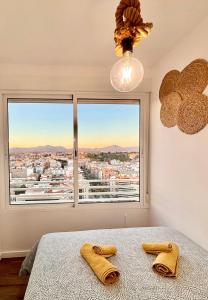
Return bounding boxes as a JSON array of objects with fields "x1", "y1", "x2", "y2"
[{"x1": 110, "y1": 0, "x2": 153, "y2": 92}]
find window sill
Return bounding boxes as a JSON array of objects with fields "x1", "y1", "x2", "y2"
[{"x1": 3, "y1": 200, "x2": 149, "y2": 213}]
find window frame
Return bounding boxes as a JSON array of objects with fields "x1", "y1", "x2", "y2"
[{"x1": 2, "y1": 91, "x2": 150, "y2": 211}]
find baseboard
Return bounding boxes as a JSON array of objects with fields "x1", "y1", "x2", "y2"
[{"x1": 1, "y1": 250, "x2": 29, "y2": 258}]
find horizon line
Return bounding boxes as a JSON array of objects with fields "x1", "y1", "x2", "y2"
[{"x1": 9, "y1": 144, "x2": 139, "y2": 149}]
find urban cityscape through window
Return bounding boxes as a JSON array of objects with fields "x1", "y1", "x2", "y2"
[{"x1": 8, "y1": 100, "x2": 140, "y2": 204}]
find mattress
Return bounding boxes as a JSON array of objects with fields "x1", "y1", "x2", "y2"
[{"x1": 24, "y1": 227, "x2": 208, "y2": 300}]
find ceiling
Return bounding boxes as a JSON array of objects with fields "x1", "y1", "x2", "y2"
[{"x1": 0, "y1": 0, "x2": 208, "y2": 69}]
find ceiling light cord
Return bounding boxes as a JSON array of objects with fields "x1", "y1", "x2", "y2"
[{"x1": 114, "y1": 0, "x2": 153, "y2": 56}]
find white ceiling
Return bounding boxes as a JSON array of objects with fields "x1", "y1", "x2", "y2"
[{"x1": 0, "y1": 0, "x2": 208, "y2": 69}]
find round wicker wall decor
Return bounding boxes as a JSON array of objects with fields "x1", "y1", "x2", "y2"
[
  {"x1": 159, "y1": 58, "x2": 208, "y2": 134},
  {"x1": 160, "y1": 92, "x2": 182, "y2": 128},
  {"x1": 159, "y1": 70, "x2": 180, "y2": 102},
  {"x1": 177, "y1": 59, "x2": 208, "y2": 99},
  {"x1": 177, "y1": 94, "x2": 208, "y2": 134}
]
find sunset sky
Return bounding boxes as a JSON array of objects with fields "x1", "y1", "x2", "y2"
[{"x1": 9, "y1": 103, "x2": 140, "y2": 148}]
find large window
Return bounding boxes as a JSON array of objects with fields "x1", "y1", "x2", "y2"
[{"x1": 6, "y1": 95, "x2": 148, "y2": 206}]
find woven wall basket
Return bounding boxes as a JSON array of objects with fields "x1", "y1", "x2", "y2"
[
  {"x1": 177, "y1": 94, "x2": 208, "y2": 134},
  {"x1": 160, "y1": 92, "x2": 182, "y2": 128},
  {"x1": 159, "y1": 58, "x2": 208, "y2": 134},
  {"x1": 177, "y1": 59, "x2": 208, "y2": 99},
  {"x1": 159, "y1": 70, "x2": 180, "y2": 102}
]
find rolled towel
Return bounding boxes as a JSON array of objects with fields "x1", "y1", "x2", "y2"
[
  {"x1": 142, "y1": 242, "x2": 173, "y2": 254},
  {"x1": 93, "y1": 245, "x2": 117, "y2": 257},
  {"x1": 80, "y1": 243, "x2": 120, "y2": 285},
  {"x1": 152, "y1": 243, "x2": 179, "y2": 277}
]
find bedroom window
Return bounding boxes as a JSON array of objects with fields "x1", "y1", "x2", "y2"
[
  {"x1": 8, "y1": 100, "x2": 74, "y2": 204},
  {"x1": 77, "y1": 100, "x2": 140, "y2": 203},
  {"x1": 5, "y1": 94, "x2": 149, "y2": 206}
]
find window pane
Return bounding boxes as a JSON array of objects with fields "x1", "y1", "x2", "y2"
[
  {"x1": 78, "y1": 102, "x2": 140, "y2": 203},
  {"x1": 8, "y1": 101, "x2": 73, "y2": 204}
]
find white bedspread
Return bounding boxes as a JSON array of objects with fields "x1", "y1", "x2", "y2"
[{"x1": 24, "y1": 227, "x2": 208, "y2": 300}]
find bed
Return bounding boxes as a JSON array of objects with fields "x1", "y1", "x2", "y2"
[{"x1": 24, "y1": 227, "x2": 208, "y2": 300}]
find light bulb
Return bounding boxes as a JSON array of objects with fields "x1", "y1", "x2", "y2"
[{"x1": 110, "y1": 51, "x2": 144, "y2": 92}]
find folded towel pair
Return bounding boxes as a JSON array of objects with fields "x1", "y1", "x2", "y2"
[
  {"x1": 80, "y1": 244, "x2": 119, "y2": 285},
  {"x1": 142, "y1": 242, "x2": 179, "y2": 277},
  {"x1": 81, "y1": 241, "x2": 179, "y2": 284}
]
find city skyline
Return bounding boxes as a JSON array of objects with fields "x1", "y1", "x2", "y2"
[{"x1": 9, "y1": 103, "x2": 140, "y2": 148}]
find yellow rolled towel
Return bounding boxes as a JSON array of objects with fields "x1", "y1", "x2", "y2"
[
  {"x1": 142, "y1": 242, "x2": 173, "y2": 254},
  {"x1": 93, "y1": 245, "x2": 117, "y2": 257},
  {"x1": 80, "y1": 243, "x2": 120, "y2": 285},
  {"x1": 152, "y1": 243, "x2": 179, "y2": 277}
]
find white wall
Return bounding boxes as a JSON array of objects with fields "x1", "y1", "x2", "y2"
[
  {"x1": 0, "y1": 207, "x2": 148, "y2": 257},
  {"x1": 0, "y1": 64, "x2": 152, "y2": 92},
  {"x1": 0, "y1": 65, "x2": 150, "y2": 257},
  {"x1": 150, "y1": 16, "x2": 208, "y2": 250}
]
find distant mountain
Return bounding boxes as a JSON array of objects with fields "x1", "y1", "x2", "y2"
[
  {"x1": 85, "y1": 145, "x2": 138, "y2": 153},
  {"x1": 9, "y1": 144, "x2": 138, "y2": 154},
  {"x1": 9, "y1": 145, "x2": 69, "y2": 153}
]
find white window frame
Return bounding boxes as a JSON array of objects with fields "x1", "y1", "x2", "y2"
[{"x1": 1, "y1": 91, "x2": 150, "y2": 212}]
